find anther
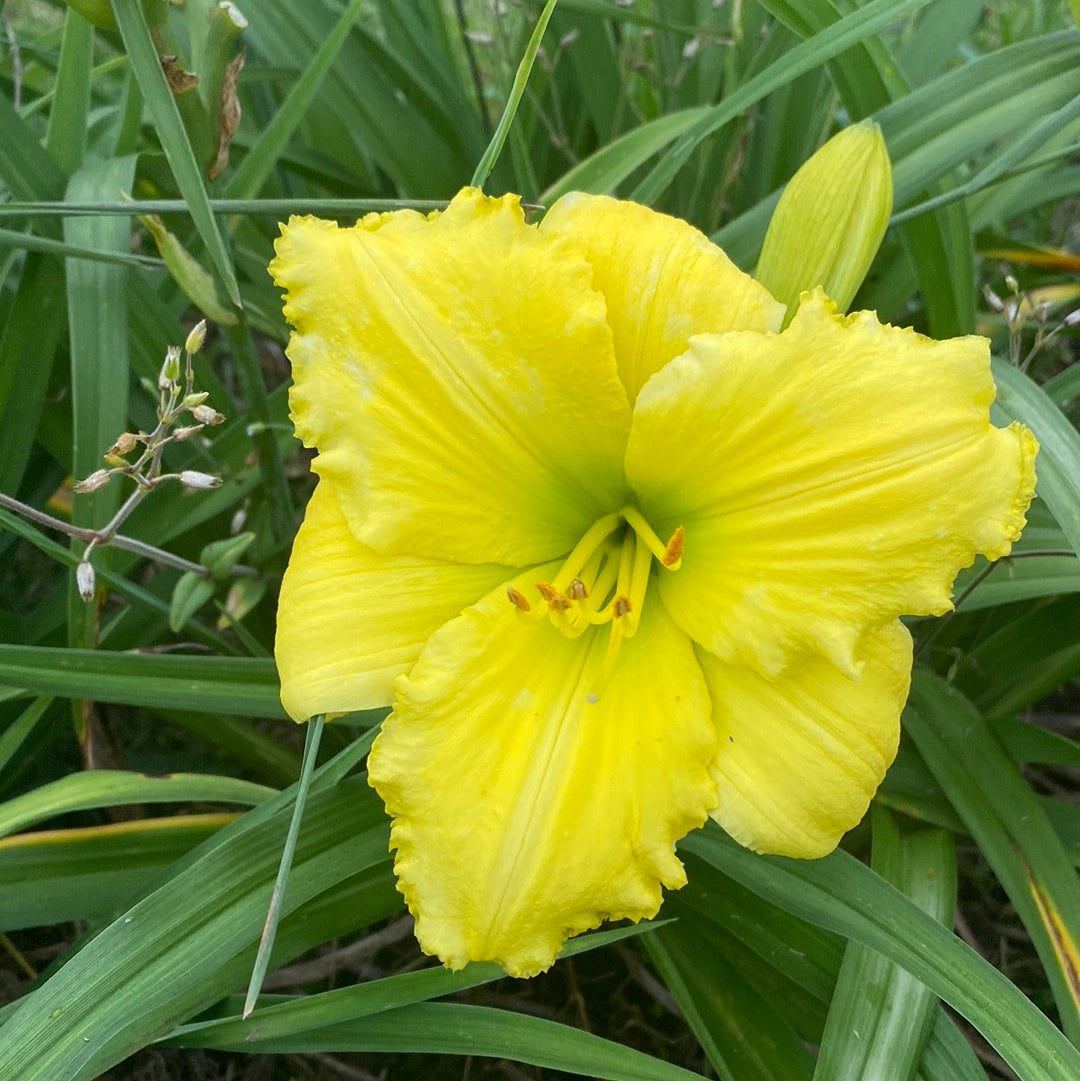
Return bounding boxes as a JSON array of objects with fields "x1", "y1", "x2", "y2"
[
  {"x1": 568, "y1": 578, "x2": 588, "y2": 600},
  {"x1": 506, "y1": 587, "x2": 531, "y2": 612},
  {"x1": 662, "y1": 526, "x2": 685, "y2": 568},
  {"x1": 535, "y1": 582, "x2": 558, "y2": 603},
  {"x1": 612, "y1": 595, "x2": 632, "y2": 619}
]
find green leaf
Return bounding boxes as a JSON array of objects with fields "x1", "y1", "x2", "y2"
[
  {"x1": 991, "y1": 357, "x2": 1080, "y2": 559},
  {"x1": 110, "y1": 0, "x2": 241, "y2": 305},
  {"x1": 0, "y1": 775, "x2": 394, "y2": 1080},
  {"x1": 225, "y1": 0, "x2": 367, "y2": 200},
  {"x1": 0, "y1": 645, "x2": 286, "y2": 719},
  {"x1": 0, "y1": 814, "x2": 234, "y2": 931},
  {"x1": 814, "y1": 809, "x2": 955, "y2": 1081},
  {"x1": 682, "y1": 828, "x2": 1080, "y2": 1081},
  {"x1": 171, "y1": 1001, "x2": 710, "y2": 1081},
  {"x1": 168, "y1": 922, "x2": 663, "y2": 1048},
  {"x1": 906, "y1": 673, "x2": 1080, "y2": 1043},
  {"x1": 0, "y1": 769, "x2": 274, "y2": 840}
]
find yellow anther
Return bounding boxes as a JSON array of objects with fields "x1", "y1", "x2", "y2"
[
  {"x1": 662, "y1": 526, "x2": 685, "y2": 568},
  {"x1": 506, "y1": 587, "x2": 531, "y2": 612},
  {"x1": 612, "y1": 595, "x2": 632, "y2": 618},
  {"x1": 535, "y1": 582, "x2": 558, "y2": 603},
  {"x1": 568, "y1": 578, "x2": 588, "y2": 600}
]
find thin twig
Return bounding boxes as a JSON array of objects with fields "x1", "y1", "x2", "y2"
[{"x1": 0, "y1": 491, "x2": 258, "y2": 579}]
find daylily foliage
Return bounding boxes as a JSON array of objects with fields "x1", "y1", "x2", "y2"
[{"x1": 270, "y1": 187, "x2": 1035, "y2": 977}]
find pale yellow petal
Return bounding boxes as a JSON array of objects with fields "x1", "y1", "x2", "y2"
[
  {"x1": 275, "y1": 481, "x2": 512, "y2": 722},
  {"x1": 541, "y1": 192, "x2": 784, "y2": 404},
  {"x1": 270, "y1": 188, "x2": 631, "y2": 566},
  {"x1": 368, "y1": 577, "x2": 717, "y2": 977},
  {"x1": 626, "y1": 291, "x2": 1037, "y2": 676},
  {"x1": 701, "y1": 621, "x2": 911, "y2": 857}
]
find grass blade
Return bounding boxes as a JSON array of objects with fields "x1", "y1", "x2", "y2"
[
  {"x1": 110, "y1": 0, "x2": 241, "y2": 305},
  {"x1": 470, "y1": 0, "x2": 559, "y2": 189}
]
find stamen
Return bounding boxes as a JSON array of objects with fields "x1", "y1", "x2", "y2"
[
  {"x1": 535, "y1": 582, "x2": 558, "y2": 603},
  {"x1": 506, "y1": 587, "x2": 531, "y2": 612},
  {"x1": 622, "y1": 531, "x2": 652, "y2": 638},
  {"x1": 611, "y1": 595, "x2": 631, "y2": 618},
  {"x1": 568, "y1": 578, "x2": 588, "y2": 600},
  {"x1": 622, "y1": 505, "x2": 684, "y2": 570},
  {"x1": 662, "y1": 526, "x2": 685, "y2": 568}
]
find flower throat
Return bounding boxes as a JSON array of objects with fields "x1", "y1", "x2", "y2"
[{"x1": 506, "y1": 508, "x2": 684, "y2": 699}]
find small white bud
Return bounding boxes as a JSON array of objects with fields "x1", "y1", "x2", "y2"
[
  {"x1": 74, "y1": 468, "x2": 112, "y2": 494},
  {"x1": 191, "y1": 403, "x2": 225, "y2": 425},
  {"x1": 76, "y1": 561, "x2": 96, "y2": 601},
  {"x1": 983, "y1": 285, "x2": 1004, "y2": 312},
  {"x1": 184, "y1": 320, "x2": 207, "y2": 355},
  {"x1": 1005, "y1": 274, "x2": 1020, "y2": 294},
  {"x1": 179, "y1": 470, "x2": 223, "y2": 490},
  {"x1": 159, "y1": 345, "x2": 182, "y2": 389},
  {"x1": 172, "y1": 425, "x2": 203, "y2": 441},
  {"x1": 1064, "y1": 308, "x2": 1080, "y2": 327}
]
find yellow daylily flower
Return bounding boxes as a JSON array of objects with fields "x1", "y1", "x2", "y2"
[{"x1": 270, "y1": 187, "x2": 1036, "y2": 978}]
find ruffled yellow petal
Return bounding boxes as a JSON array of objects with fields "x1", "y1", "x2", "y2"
[
  {"x1": 275, "y1": 481, "x2": 512, "y2": 722},
  {"x1": 626, "y1": 291, "x2": 1037, "y2": 676},
  {"x1": 540, "y1": 193, "x2": 784, "y2": 404},
  {"x1": 701, "y1": 620, "x2": 911, "y2": 857},
  {"x1": 368, "y1": 574, "x2": 717, "y2": 977},
  {"x1": 270, "y1": 188, "x2": 631, "y2": 566}
]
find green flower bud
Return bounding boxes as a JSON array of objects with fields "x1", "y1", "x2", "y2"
[
  {"x1": 185, "y1": 320, "x2": 208, "y2": 355},
  {"x1": 756, "y1": 121, "x2": 892, "y2": 322},
  {"x1": 159, "y1": 346, "x2": 182, "y2": 389}
]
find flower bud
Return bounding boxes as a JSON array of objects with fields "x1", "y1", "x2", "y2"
[
  {"x1": 159, "y1": 345, "x2": 182, "y2": 389},
  {"x1": 756, "y1": 120, "x2": 893, "y2": 321},
  {"x1": 76, "y1": 560, "x2": 96, "y2": 601},
  {"x1": 184, "y1": 391, "x2": 209, "y2": 408},
  {"x1": 179, "y1": 470, "x2": 223, "y2": 490},
  {"x1": 172, "y1": 425, "x2": 203, "y2": 441},
  {"x1": 74, "y1": 468, "x2": 111, "y2": 494},
  {"x1": 191, "y1": 403, "x2": 225, "y2": 425},
  {"x1": 184, "y1": 319, "x2": 207, "y2": 355}
]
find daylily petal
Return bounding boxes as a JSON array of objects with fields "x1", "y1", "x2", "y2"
[
  {"x1": 699, "y1": 620, "x2": 911, "y2": 857},
  {"x1": 368, "y1": 573, "x2": 717, "y2": 977},
  {"x1": 275, "y1": 481, "x2": 512, "y2": 722},
  {"x1": 270, "y1": 188, "x2": 631, "y2": 566},
  {"x1": 626, "y1": 291, "x2": 1037, "y2": 676},
  {"x1": 540, "y1": 193, "x2": 784, "y2": 404}
]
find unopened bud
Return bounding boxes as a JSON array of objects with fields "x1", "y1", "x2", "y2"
[
  {"x1": 1005, "y1": 274, "x2": 1020, "y2": 294},
  {"x1": 983, "y1": 285, "x2": 1004, "y2": 312},
  {"x1": 1064, "y1": 308, "x2": 1080, "y2": 327},
  {"x1": 172, "y1": 425, "x2": 203, "y2": 441},
  {"x1": 183, "y1": 391, "x2": 209, "y2": 408},
  {"x1": 159, "y1": 345, "x2": 182, "y2": 389},
  {"x1": 757, "y1": 120, "x2": 893, "y2": 321},
  {"x1": 74, "y1": 468, "x2": 112, "y2": 494},
  {"x1": 191, "y1": 403, "x2": 225, "y2": 425},
  {"x1": 76, "y1": 560, "x2": 96, "y2": 601},
  {"x1": 184, "y1": 319, "x2": 207, "y2": 355},
  {"x1": 179, "y1": 470, "x2": 222, "y2": 490}
]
